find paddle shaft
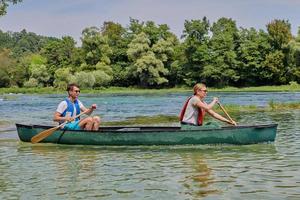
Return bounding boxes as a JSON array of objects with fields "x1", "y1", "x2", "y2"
[
  {"x1": 217, "y1": 102, "x2": 236, "y2": 126},
  {"x1": 31, "y1": 109, "x2": 91, "y2": 143}
]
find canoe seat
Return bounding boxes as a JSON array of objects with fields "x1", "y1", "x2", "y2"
[{"x1": 116, "y1": 127, "x2": 141, "y2": 131}]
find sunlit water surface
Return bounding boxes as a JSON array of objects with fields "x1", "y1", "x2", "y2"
[{"x1": 0, "y1": 92, "x2": 300, "y2": 199}]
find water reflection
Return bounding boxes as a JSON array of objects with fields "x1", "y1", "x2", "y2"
[
  {"x1": 14, "y1": 143, "x2": 276, "y2": 199},
  {"x1": 180, "y1": 153, "x2": 220, "y2": 198}
]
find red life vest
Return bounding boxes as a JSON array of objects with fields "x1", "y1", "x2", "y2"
[{"x1": 179, "y1": 96, "x2": 205, "y2": 126}]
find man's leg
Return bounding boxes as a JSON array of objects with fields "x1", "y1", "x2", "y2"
[
  {"x1": 79, "y1": 117, "x2": 94, "y2": 130},
  {"x1": 92, "y1": 116, "x2": 101, "y2": 130}
]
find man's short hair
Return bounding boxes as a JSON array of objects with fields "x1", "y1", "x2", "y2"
[{"x1": 66, "y1": 83, "x2": 80, "y2": 92}]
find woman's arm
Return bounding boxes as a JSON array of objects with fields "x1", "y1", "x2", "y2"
[
  {"x1": 195, "y1": 97, "x2": 218, "y2": 111},
  {"x1": 206, "y1": 109, "x2": 237, "y2": 125}
]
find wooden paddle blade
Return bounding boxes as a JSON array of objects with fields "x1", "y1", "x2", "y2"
[{"x1": 31, "y1": 126, "x2": 59, "y2": 143}]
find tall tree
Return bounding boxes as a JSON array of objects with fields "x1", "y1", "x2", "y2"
[
  {"x1": 202, "y1": 17, "x2": 239, "y2": 87},
  {"x1": 181, "y1": 17, "x2": 210, "y2": 85},
  {"x1": 101, "y1": 21, "x2": 128, "y2": 64},
  {"x1": 236, "y1": 28, "x2": 271, "y2": 86},
  {"x1": 263, "y1": 50, "x2": 286, "y2": 84},
  {"x1": 266, "y1": 19, "x2": 294, "y2": 84},
  {"x1": 283, "y1": 27, "x2": 300, "y2": 83},
  {"x1": 100, "y1": 21, "x2": 130, "y2": 86},
  {"x1": 41, "y1": 36, "x2": 78, "y2": 84},
  {"x1": 267, "y1": 19, "x2": 293, "y2": 50},
  {"x1": 0, "y1": 49, "x2": 16, "y2": 87},
  {"x1": 127, "y1": 32, "x2": 169, "y2": 87},
  {"x1": 0, "y1": 29, "x2": 57, "y2": 57},
  {"x1": 0, "y1": 0, "x2": 22, "y2": 16},
  {"x1": 81, "y1": 27, "x2": 112, "y2": 69},
  {"x1": 23, "y1": 54, "x2": 50, "y2": 87},
  {"x1": 127, "y1": 18, "x2": 175, "y2": 45}
]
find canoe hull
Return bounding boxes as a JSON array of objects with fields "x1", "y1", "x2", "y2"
[{"x1": 16, "y1": 123, "x2": 277, "y2": 145}]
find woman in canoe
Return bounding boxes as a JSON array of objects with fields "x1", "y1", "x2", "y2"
[
  {"x1": 53, "y1": 83, "x2": 101, "y2": 130},
  {"x1": 179, "y1": 83, "x2": 237, "y2": 126}
]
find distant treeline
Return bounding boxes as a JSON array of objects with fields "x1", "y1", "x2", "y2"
[{"x1": 0, "y1": 17, "x2": 300, "y2": 89}]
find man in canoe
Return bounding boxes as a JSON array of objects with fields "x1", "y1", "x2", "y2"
[
  {"x1": 179, "y1": 83, "x2": 237, "y2": 126},
  {"x1": 53, "y1": 83, "x2": 101, "y2": 130}
]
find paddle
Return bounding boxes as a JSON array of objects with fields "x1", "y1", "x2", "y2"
[
  {"x1": 31, "y1": 109, "x2": 90, "y2": 144},
  {"x1": 217, "y1": 102, "x2": 237, "y2": 126}
]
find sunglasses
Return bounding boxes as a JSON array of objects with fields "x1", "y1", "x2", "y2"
[
  {"x1": 200, "y1": 89, "x2": 208, "y2": 93},
  {"x1": 74, "y1": 90, "x2": 80, "y2": 93}
]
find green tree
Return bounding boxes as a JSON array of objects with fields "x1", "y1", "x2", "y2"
[
  {"x1": 127, "y1": 32, "x2": 169, "y2": 87},
  {"x1": 93, "y1": 70, "x2": 113, "y2": 87},
  {"x1": 266, "y1": 19, "x2": 293, "y2": 84},
  {"x1": 152, "y1": 36, "x2": 179, "y2": 86},
  {"x1": 0, "y1": 29, "x2": 57, "y2": 58},
  {"x1": 0, "y1": 30, "x2": 13, "y2": 49},
  {"x1": 14, "y1": 54, "x2": 41, "y2": 87},
  {"x1": 0, "y1": 0, "x2": 22, "y2": 16},
  {"x1": 181, "y1": 17, "x2": 210, "y2": 85},
  {"x1": 53, "y1": 68, "x2": 72, "y2": 89},
  {"x1": 81, "y1": 27, "x2": 112, "y2": 69},
  {"x1": 134, "y1": 51, "x2": 168, "y2": 87},
  {"x1": 267, "y1": 19, "x2": 293, "y2": 50},
  {"x1": 0, "y1": 48, "x2": 27, "y2": 87},
  {"x1": 202, "y1": 17, "x2": 239, "y2": 87},
  {"x1": 236, "y1": 28, "x2": 271, "y2": 86},
  {"x1": 127, "y1": 32, "x2": 151, "y2": 61},
  {"x1": 100, "y1": 21, "x2": 131, "y2": 86},
  {"x1": 72, "y1": 71, "x2": 95, "y2": 89},
  {"x1": 0, "y1": 49, "x2": 16, "y2": 87},
  {"x1": 22, "y1": 54, "x2": 50, "y2": 87},
  {"x1": 23, "y1": 78, "x2": 39, "y2": 88},
  {"x1": 28, "y1": 64, "x2": 50, "y2": 87},
  {"x1": 101, "y1": 21, "x2": 128, "y2": 64},
  {"x1": 284, "y1": 28, "x2": 300, "y2": 83},
  {"x1": 41, "y1": 36, "x2": 77, "y2": 78},
  {"x1": 294, "y1": 28, "x2": 300, "y2": 81},
  {"x1": 263, "y1": 50, "x2": 285, "y2": 84},
  {"x1": 127, "y1": 18, "x2": 175, "y2": 44}
]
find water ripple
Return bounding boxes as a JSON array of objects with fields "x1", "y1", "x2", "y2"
[{"x1": 1, "y1": 93, "x2": 300, "y2": 199}]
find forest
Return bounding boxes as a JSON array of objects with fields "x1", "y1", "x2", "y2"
[{"x1": 0, "y1": 16, "x2": 300, "y2": 89}]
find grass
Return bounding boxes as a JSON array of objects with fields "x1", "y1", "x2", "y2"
[
  {"x1": 0, "y1": 87, "x2": 61, "y2": 94},
  {"x1": 1, "y1": 83, "x2": 300, "y2": 94},
  {"x1": 268, "y1": 100, "x2": 300, "y2": 110},
  {"x1": 215, "y1": 101, "x2": 300, "y2": 113}
]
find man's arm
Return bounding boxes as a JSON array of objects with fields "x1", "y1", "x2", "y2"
[
  {"x1": 53, "y1": 101, "x2": 72, "y2": 122},
  {"x1": 53, "y1": 111, "x2": 72, "y2": 122},
  {"x1": 80, "y1": 104, "x2": 97, "y2": 115}
]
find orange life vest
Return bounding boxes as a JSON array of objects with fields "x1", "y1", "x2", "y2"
[{"x1": 179, "y1": 96, "x2": 205, "y2": 126}]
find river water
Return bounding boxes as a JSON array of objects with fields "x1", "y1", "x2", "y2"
[{"x1": 0, "y1": 92, "x2": 300, "y2": 199}]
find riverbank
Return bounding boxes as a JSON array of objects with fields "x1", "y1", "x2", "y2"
[{"x1": 0, "y1": 83, "x2": 300, "y2": 94}]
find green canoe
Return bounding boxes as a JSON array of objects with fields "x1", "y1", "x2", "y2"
[{"x1": 16, "y1": 123, "x2": 277, "y2": 145}]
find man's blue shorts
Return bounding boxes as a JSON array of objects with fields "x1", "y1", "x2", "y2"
[{"x1": 63, "y1": 121, "x2": 81, "y2": 130}]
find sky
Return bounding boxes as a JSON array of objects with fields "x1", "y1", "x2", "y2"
[{"x1": 0, "y1": 0, "x2": 300, "y2": 44}]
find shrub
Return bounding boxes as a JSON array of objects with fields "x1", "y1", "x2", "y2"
[
  {"x1": 74, "y1": 71, "x2": 95, "y2": 88},
  {"x1": 23, "y1": 78, "x2": 39, "y2": 88}
]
